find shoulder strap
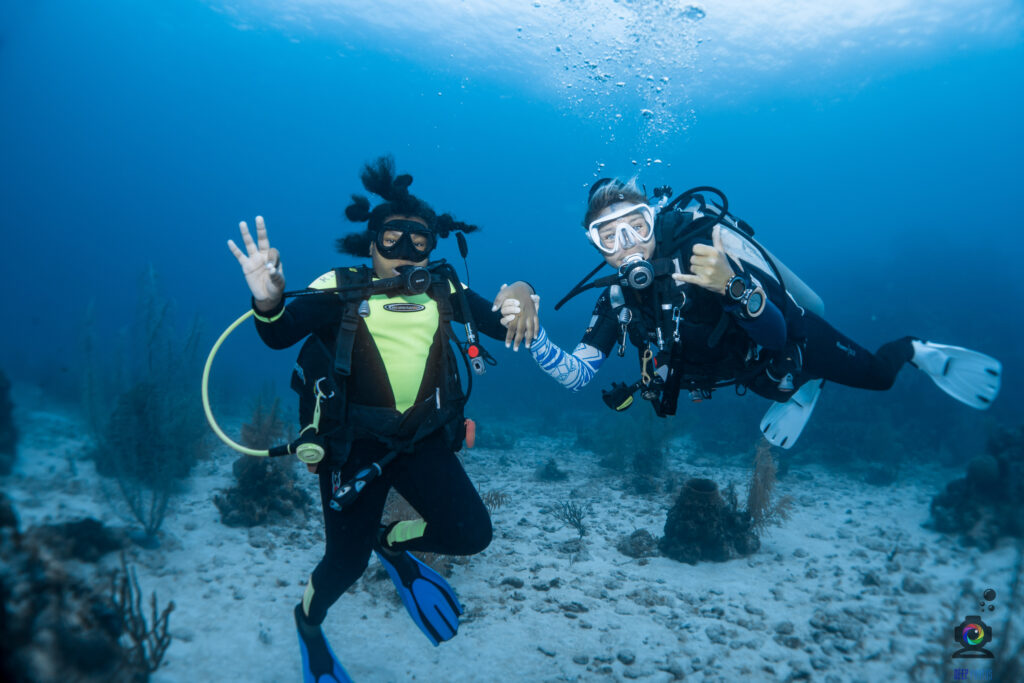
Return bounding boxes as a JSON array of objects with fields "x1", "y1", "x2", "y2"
[
  {"x1": 332, "y1": 266, "x2": 371, "y2": 378},
  {"x1": 430, "y1": 275, "x2": 455, "y2": 323}
]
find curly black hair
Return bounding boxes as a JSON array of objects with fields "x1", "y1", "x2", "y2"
[{"x1": 337, "y1": 155, "x2": 480, "y2": 257}]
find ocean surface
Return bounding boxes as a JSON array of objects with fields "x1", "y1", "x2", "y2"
[{"x1": 1, "y1": 1, "x2": 1022, "y2": 681}]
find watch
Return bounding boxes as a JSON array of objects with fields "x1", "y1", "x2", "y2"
[
  {"x1": 743, "y1": 287, "x2": 766, "y2": 318},
  {"x1": 726, "y1": 275, "x2": 748, "y2": 302},
  {"x1": 724, "y1": 275, "x2": 767, "y2": 318}
]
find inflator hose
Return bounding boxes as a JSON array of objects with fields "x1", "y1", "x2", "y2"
[{"x1": 201, "y1": 309, "x2": 271, "y2": 457}]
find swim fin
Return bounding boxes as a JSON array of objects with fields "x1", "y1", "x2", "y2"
[
  {"x1": 374, "y1": 540, "x2": 463, "y2": 646},
  {"x1": 760, "y1": 378, "x2": 824, "y2": 449},
  {"x1": 910, "y1": 340, "x2": 1001, "y2": 409},
  {"x1": 295, "y1": 604, "x2": 352, "y2": 683}
]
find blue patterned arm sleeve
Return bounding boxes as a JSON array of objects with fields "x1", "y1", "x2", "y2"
[{"x1": 528, "y1": 326, "x2": 605, "y2": 391}]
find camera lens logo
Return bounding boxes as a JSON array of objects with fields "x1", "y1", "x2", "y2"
[{"x1": 952, "y1": 616, "x2": 994, "y2": 659}]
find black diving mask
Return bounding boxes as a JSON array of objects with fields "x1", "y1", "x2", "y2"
[{"x1": 375, "y1": 220, "x2": 436, "y2": 261}]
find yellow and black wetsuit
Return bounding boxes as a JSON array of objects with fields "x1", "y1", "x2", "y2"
[{"x1": 253, "y1": 268, "x2": 506, "y2": 626}]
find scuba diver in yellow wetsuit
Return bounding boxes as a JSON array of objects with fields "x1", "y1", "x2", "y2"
[
  {"x1": 498, "y1": 178, "x2": 1001, "y2": 447},
  {"x1": 226, "y1": 156, "x2": 537, "y2": 682}
]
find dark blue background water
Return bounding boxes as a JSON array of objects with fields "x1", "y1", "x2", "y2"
[{"x1": 2, "y1": 0, "x2": 1021, "y2": 447}]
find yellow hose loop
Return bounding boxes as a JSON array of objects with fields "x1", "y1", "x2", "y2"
[{"x1": 201, "y1": 309, "x2": 270, "y2": 457}]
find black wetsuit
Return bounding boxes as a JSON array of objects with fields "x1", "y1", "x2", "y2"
[
  {"x1": 580, "y1": 238, "x2": 915, "y2": 403},
  {"x1": 254, "y1": 279, "x2": 504, "y2": 625}
]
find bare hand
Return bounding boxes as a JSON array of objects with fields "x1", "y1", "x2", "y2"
[
  {"x1": 491, "y1": 282, "x2": 540, "y2": 351},
  {"x1": 671, "y1": 224, "x2": 737, "y2": 294},
  {"x1": 227, "y1": 216, "x2": 285, "y2": 310}
]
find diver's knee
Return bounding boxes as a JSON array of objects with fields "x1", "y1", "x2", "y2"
[
  {"x1": 318, "y1": 547, "x2": 372, "y2": 585},
  {"x1": 459, "y1": 517, "x2": 492, "y2": 554}
]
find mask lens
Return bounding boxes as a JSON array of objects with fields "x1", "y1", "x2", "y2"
[
  {"x1": 410, "y1": 232, "x2": 431, "y2": 252},
  {"x1": 598, "y1": 226, "x2": 619, "y2": 250},
  {"x1": 380, "y1": 230, "x2": 403, "y2": 248},
  {"x1": 588, "y1": 205, "x2": 654, "y2": 254},
  {"x1": 378, "y1": 220, "x2": 436, "y2": 259}
]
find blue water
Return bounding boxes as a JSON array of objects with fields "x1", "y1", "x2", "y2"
[
  {"x1": 1, "y1": 0, "x2": 1021, "y2": 425},
  {"x1": 2, "y1": 3, "x2": 1024, "y2": 681}
]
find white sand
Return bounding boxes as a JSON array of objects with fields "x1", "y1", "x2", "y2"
[{"x1": 4, "y1": 385, "x2": 1020, "y2": 682}]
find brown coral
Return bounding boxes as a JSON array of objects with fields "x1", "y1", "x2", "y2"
[{"x1": 746, "y1": 441, "x2": 793, "y2": 533}]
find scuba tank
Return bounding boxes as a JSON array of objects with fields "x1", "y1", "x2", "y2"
[{"x1": 656, "y1": 186, "x2": 823, "y2": 316}]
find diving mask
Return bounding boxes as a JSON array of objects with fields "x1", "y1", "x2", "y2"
[
  {"x1": 586, "y1": 203, "x2": 655, "y2": 255},
  {"x1": 375, "y1": 219, "x2": 436, "y2": 261}
]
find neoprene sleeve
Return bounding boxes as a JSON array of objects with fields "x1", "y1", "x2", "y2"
[
  {"x1": 528, "y1": 326, "x2": 605, "y2": 391},
  {"x1": 722, "y1": 297, "x2": 787, "y2": 351}
]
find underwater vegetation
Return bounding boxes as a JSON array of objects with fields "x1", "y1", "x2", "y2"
[
  {"x1": 478, "y1": 487, "x2": 511, "y2": 512},
  {"x1": 0, "y1": 368, "x2": 16, "y2": 475},
  {"x1": 111, "y1": 553, "x2": 176, "y2": 676},
  {"x1": 81, "y1": 268, "x2": 209, "y2": 545},
  {"x1": 660, "y1": 477, "x2": 760, "y2": 564},
  {"x1": 745, "y1": 442, "x2": 794, "y2": 534},
  {"x1": 927, "y1": 424, "x2": 1024, "y2": 550},
  {"x1": 213, "y1": 394, "x2": 310, "y2": 527},
  {"x1": 0, "y1": 492, "x2": 172, "y2": 681},
  {"x1": 535, "y1": 457, "x2": 569, "y2": 481},
  {"x1": 550, "y1": 500, "x2": 593, "y2": 539},
  {"x1": 660, "y1": 445, "x2": 789, "y2": 564}
]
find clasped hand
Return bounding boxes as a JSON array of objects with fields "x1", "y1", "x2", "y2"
[{"x1": 491, "y1": 283, "x2": 540, "y2": 351}]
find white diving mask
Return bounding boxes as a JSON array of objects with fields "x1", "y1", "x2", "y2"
[{"x1": 585, "y1": 203, "x2": 656, "y2": 255}]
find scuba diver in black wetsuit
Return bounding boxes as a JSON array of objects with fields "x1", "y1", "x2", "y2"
[
  {"x1": 497, "y1": 178, "x2": 1001, "y2": 448},
  {"x1": 224, "y1": 156, "x2": 537, "y2": 682}
]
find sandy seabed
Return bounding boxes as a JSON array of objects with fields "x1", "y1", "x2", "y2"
[{"x1": 4, "y1": 385, "x2": 1020, "y2": 683}]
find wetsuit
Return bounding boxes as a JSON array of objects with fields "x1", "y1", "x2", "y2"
[
  {"x1": 254, "y1": 272, "x2": 505, "y2": 625},
  {"x1": 531, "y1": 235, "x2": 915, "y2": 403}
]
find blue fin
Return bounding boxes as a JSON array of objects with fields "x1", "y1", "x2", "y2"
[
  {"x1": 295, "y1": 605, "x2": 353, "y2": 683},
  {"x1": 374, "y1": 546, "x2": 463, "y2": 646}
]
